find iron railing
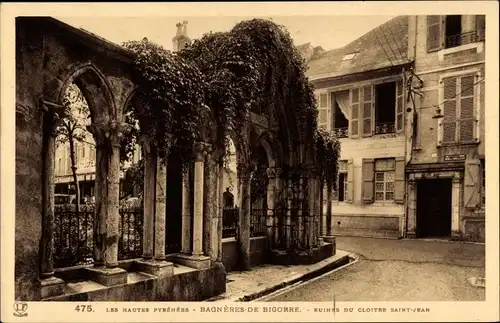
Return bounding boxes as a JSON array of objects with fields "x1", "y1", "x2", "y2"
[
  {"x1": 333, "y1": 127, "x2": 349, "y2": 138},
  {"x1": 375, "y1": 122, "x2": 396, "y2": 135},
  {"x1": 54, "y1": 204, "x2": 143, "y2": 268},
  {"x1": 445, "y1": 30, "x2": 480, "y2": 49},
  {"x1": 250, "y1": 208, "x2": 267, "y2": 237}
]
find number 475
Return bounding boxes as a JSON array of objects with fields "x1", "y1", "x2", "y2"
[{"x1": 75, "y1": 305, "x2": 94, "y2": 312}]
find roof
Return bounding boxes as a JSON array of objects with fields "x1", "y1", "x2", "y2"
[
  {"x1": 18, "y1": 17, "x2": 135, "y2": 63},
  {"x1": 306, "y1": 16, "x2": 411, "y2": 81}
]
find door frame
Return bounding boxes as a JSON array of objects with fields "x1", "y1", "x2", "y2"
[{"x1": 406, "y1": 170, "x2": 462, "y2": 240}]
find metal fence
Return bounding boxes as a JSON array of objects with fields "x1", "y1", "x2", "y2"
[
  {"x1": 250, "y1": 208, "x2": 267, "y2": 237},
  {"x1": 54, "y1": 204, "x2": 143, "y2": 268},
  {"x1": 445, "y1": 30, "x2": 479, "y2": 49},
  {"x1": 222, "y1": 207, "x2": 268, "y2": 238}
]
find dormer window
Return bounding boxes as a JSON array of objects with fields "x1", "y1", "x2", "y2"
[{"x1": 342, "y1": 53, "x2": 357, "y2": 61}]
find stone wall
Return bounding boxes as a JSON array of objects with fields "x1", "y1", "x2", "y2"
[
  {"x1": 222, "y1": 236, "x2": 268, "y2": 272},
  {"x1": 15, "y1": 19, "x2": 46, "y2": 301}
]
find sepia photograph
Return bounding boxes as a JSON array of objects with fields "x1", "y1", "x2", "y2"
[{"x1": 1, "y1": 2, "x2": 499, "y2": 322}]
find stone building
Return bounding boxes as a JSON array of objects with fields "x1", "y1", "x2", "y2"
[
  {"x1": 15, "y1": 17, "x2": 334, "y2": 301},
  {"x1": 405, "y1": 15, "x2": 486, "y2": 242},
  {"x1": 306, "y1": 16, "x2": 411, "y2": 238}
]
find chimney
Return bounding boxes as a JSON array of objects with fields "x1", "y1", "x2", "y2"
[{"x1": 172, "y1": 20, "x2": 191, "y2": 52}]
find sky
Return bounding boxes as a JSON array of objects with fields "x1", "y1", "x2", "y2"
[{"x1": 57, "y1": 15, "x2": 396, "y2": 52}]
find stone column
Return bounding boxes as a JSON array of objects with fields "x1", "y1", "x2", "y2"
[
  {"x1": 192, "y1": 143, "x2": 207, "y2": 257},
  {"x1": 154, "y1": 158, "x2": 167, "y2": 261},
  {"x1": 216, "y1": 162, "x2": 224, "y2": 263},
  {"x1": 266, "y1": 167, "x2": 280, "y2": 249},
  {"x1": 209, "y1": 157, "x2": 220, "y2": 262},
  {"x1": 298, "y1": 176, "x2": 305, "y2": 248},
  {"x1": 104, "y1": 124, "x2": 124, "y2": 268},
  {"x1": 237, "y1": 162, "x2": 252, "y2": 270},
  {"x1": 407, "y1": 179, "x2": 417, "y2": 238},
  {"x1": 85, "y1": 121, "x2": 130, "y2": 286},
  {"x1": 203, "y1": 146, "x2": 213, "y2": 257},
  {"x1": 326, "y1": 182, "x2": 333, "y2": 236},
  {"x1": 320, "y1": 180, "x2": 326, "y2": 236},
  {"x1": 181, "y1": 170, "x2": 192, "y2": 254},
  {"x1": 40, "y1": 111, "x2": 65, "y2": 298},
  {"x1": 451, "y1": 175, "x2": 461, "y2": 240},
  {"x1": 93, "y1": 141, "x2": 107, "y2": 268},
  {"x1": 141, "y1": 138, "x2": 156, "y2": 260}
]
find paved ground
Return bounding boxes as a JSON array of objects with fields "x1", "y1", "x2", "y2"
[
  {"x1": 266, "y1": 237, "x2": 485, "y2": 302},
  {"x1": 206, "y1": 250, "x2": 351, "y2": 302}
]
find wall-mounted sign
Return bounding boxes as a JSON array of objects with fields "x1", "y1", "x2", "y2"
[{"x1": 444, "y1": 154, "x2": 466, "y2": 162}]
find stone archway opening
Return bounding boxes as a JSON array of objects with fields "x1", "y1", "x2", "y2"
[{"x1": 250, "y1": 144, "x2": 270, "y2": 238}]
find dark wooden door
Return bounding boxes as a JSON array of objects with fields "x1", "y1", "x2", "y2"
[{"x1": 416, "y1": 179, "x2": 452, "y2": 238}]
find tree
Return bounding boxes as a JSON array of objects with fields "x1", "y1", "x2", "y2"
[{"x1": 56, "y1": 83, "x2": 93, "y2": 217}]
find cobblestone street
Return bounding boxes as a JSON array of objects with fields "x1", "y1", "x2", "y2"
[{"x1": 266, "y1": 237, "x2": 485, "y2": 301}]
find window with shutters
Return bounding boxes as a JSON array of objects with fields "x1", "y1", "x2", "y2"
[
  {"x1": 481, "y1": 159, "x2": 485, "y2": 207},
  {"x1": 427, "y1": 15, "x2": 486, "y2": 52},
  {"x1": 439, "y1": 73, "x2": 479, "y2": 145},
  {"x1": 374, "y1": 158, "x2": 395, "y2": 201},
  {"x1": 374, "y1": 82, "x2": 396, "y2": 134},
  {"x1": 333, "y1": 160, "x2": 348, "y2": 202},
  {"x1": 350, "y1": 88, "x2": 360, "y2": 137},
  {"x1": 318, "y1": 93, "x2": 329, "y2": 130}
]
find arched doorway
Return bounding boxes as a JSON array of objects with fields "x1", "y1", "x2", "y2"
[{"x1": 250, "y1": 144, "x2": 269, "y2": 238}]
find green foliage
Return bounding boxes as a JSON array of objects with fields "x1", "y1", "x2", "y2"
[
  {"x1": 315, "y1": 127, "x2": 341, "y2": 188},
  {"x1": 122, "y1": 38, "x2": 205, "y2": 170},
  {"x1": 179, "y1": 18, "x2": 318, "y2": 165}
]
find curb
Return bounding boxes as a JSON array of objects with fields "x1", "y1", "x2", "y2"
[{"x1": 237, "y1": 253, "x2": 355, "y2": 302}]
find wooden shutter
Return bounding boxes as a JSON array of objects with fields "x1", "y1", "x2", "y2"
[
  {"x1": 442, "y1": 77, "x2": 458, "y2": 144},
  {"x1": 318, "y1": 93, "x2": 328, "y2": 129},
  {"x1": 330, "y1": 92, "x2": 336, "y2": 130},
  {"x1": 350, "y1": 88, "x2": 360, "y2": 138},
  {"x1": 361, "y1": 158, "x2": 374, "y2": 203},
  {"x1": 346, "y1": 159, "x2": 354, "y2": 203},
  {"x1": 427, "y1": 15, "x2": 443, "y2": 52},
  {"x1": 476, "y1": 15, "x2": 485, "y2": 41},
  {"x1": 361, "y1": 85, "x2": 373, "y2": 137},
  {"x1": 394, "y1": 156, "x2": 405, "y2": 204},
  {"x1": 395, "y1": 80, "x2": 405, "y2": 132},
  {"x1": 459, "y1": 75, "x2": 475, "y2": 143},
  {"x1": 464, "y1": 159, "x2": 481, "y2": 209}
]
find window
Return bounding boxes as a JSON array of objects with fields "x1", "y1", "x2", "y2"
[
  {"x1": 317, "y1": 93, "x2": 328, "y2": 129},
  {"x1": 440, "y1": 73, "x2": 478, "y2": 144},
  {"x1": 481, "y1": 159, "x2": 485, "y2": 206},
  {"x1": 374, "y1": 158, "x2": 395, "y2": 201},
  {"x1": 427, "y1": 15, "x2": 486, "y2": 52},
  {"x1": 375, "y1": 82, "x2": 396, "y2": 134},
  {"x1": 342, "y1": 53, "x2": 357, "y2": 61},
  {"x1": 331, "y1": 91, "x2": 349, "y2": 138},
  {"x1": 334, "y1": 160, "x2": 348, "y2": 202}
]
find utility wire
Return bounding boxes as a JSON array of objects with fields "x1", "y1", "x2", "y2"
[
  {"x1": 386, "y1": 23, "x2": 408, "y2": 63},
  {"x1": 378, "y1": 26, "x2": 401, "y2": 65},
  {"x1": 372, "y1": 29, "x2": 396, "y2": 67}
]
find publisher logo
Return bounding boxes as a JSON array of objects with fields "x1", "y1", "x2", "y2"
[{"x1": 13, "y1": 302, "x2": 28, "y2": 317}]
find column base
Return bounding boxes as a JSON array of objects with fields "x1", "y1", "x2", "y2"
[
  {"x1": 40, "y1": 276, "x2": 65, "y2": 299},
  {"x1": 407, "y1": 231, "x2": 417, "y2": 239},
  {"x1": 321, "y1": 235, "x2": 336, "y2": 244},
  {"x1": 85, "y1": 267, "x2": 127, "y2": 287},
  {"x1": 450, "y1": 231, "x2": 461, "y2": 241},
  {"x1": 174, "y1": 253, "x2": 211, "y2": 269},
  {"x1": 135, "y1": 259, "x2": 174, "y2": 278}
]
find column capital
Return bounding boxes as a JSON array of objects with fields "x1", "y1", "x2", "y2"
[
  {"x1": 88, "y1": 120, "x2": 133, "y2": 147},
  {"x1": 237, "y1": 162, "x2": 252, "y2": 180},
  {"x1": 194, "y1": 142, "x2": 211, "y2": 162},
  {"x1": 266, "y1": 167, "x2": 282, "y2": 179}
]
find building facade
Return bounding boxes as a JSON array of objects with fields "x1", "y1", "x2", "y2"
[
  {"x1": 406, "y1": 15, "x2": 486, "y2": 242},
  {"x1": 305, "y1": 16, "x2": 412, "y2": 239}
]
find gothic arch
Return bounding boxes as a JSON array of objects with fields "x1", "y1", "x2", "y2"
[{"x1": 57, "y1": 62, "x2": 117, "y2": 122}]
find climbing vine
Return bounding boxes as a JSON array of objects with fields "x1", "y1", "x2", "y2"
[
  {"x1": 121, "y1": 38, "x2": 206, "y2": 170},
  {"x1": 315, "y1": 127, "x2": 341, "y2": 189}
]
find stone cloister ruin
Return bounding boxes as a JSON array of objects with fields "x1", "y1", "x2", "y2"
[{"x1": 15, "y1": 17, "x2": 336, "y2": 301}]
